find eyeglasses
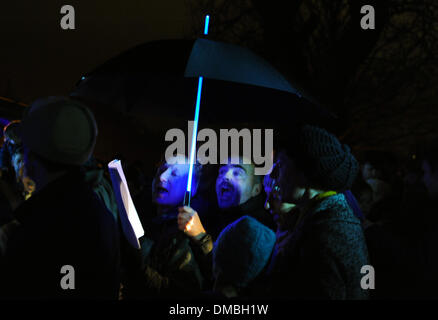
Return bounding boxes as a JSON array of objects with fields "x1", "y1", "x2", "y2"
[{"x1": 264, "y1": 175, "x2": 282, "y2": 201}]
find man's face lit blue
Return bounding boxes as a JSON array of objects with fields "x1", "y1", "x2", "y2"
[
  {"x1": 152, "y1": 155, "x2": 191, "y2": 208},
  {"x1": 216, "y1": 159, "x2": 257, "y2": 209}
]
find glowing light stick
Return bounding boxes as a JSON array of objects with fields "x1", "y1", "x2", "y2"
[{"x1": 184, "y1": 14, "x2": 210, "y2": 207}]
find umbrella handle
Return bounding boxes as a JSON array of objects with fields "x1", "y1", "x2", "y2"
[
  {"x1": 183, "y1": 190, "x2": 191, "y2": 207},
  {"x1": 184, "y1": 15, "x2": 210, "y2": 207}
]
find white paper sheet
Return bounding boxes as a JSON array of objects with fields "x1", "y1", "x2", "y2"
[{"x1": 108, "y1": 159, "x2": 144, "y2": 249}]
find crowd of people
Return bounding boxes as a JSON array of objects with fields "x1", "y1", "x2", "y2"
[{"x1": 0, "y1": 96, "x2": 437, "y2": 300}]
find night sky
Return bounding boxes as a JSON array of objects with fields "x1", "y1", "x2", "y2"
[
  {"x1": 1, "y1": 1, "x2": 437, "y2": 160},
  {"x1": 0, "y1": 0, "x2": 191, "y2": 104}
]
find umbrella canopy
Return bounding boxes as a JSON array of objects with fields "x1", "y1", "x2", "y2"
[
  {"x1": 184, "y1": 38, "x2": 297, "y2": 94},
  {"x1": 71, "y1": 39, "x2": 332, "y2": 125}
]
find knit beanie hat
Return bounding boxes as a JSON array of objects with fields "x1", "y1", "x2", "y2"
[
  {"x1": 20, "y1": 96, "x2": 97, "y2": 166},
  {"x1": 281, "y1": 125, "x2": 358, "y2": 192},
  {"x1": 213, "y1": 215, "x2": 276, "y2": 288}
]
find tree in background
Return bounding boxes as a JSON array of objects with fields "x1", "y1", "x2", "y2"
[{"x1": 186, "y1": 0, "x2": 438, "y2": 157}]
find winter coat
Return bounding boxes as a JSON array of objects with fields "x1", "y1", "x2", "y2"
[
  {"x1": 201, "y1": 193, "x2": 275, "y2": 240},
  {"x1": 0, "y1": 170, "x2": 121, "y2": 299},
  {"x1": 83, "y1": 158, "x2": 119, "y2": 221},
  {"x1": 122, "y1": 207, "x2": 204, "y2": 299},
  {"x1": 267, "y1": 193, "x2": 370, "y2": 299}
]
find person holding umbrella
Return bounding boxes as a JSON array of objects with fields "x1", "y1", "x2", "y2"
[
  {"x1": 121, "y1": 154, "x2": 206, "y2": 299},
  {"x1": 177, "y1": 156, "x2": 274, "y2": 292}
]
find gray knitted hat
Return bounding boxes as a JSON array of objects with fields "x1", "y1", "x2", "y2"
[
  {"x1": 295, "y1": 125, "x2": 358, "y2": 191},
  {"x1": 20, "y1": 96, "x2": 97, "y2": 166},
  {"x1": 213, "y1": 215, "x2": 276, "y2": 288}
]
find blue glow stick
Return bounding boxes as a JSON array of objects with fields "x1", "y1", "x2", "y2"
[
  {"x1": 204, "y1": 15, "x2": 210, "y2": 35},
  {"x1": 184, "y1": 15, "x2": 209, "y2": 207}
]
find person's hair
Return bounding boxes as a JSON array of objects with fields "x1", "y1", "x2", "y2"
[
  {"x1": 124, "y1": 161, "x2": 147, "y2": 196},
  {"x1": 218, "y1": 159, "x2": 264, "y2": 183},
  {"x1": 193, "y1": 162, "x2": 203, "y2": 186}
]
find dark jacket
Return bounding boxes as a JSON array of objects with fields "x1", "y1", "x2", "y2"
[
  {"x1": 83, "y1": 159, "x2": 119, "y2": 221},
  {"x1": 0, "y1": 170, "x2": 121, "y2": 299},
  {"x1": 122, "y1": 206, "x2": 204, "y2": 299},
  {"x1": 267, "y1": 193, "x2": 369, "y2": 299},
  {"x1": 202, "y1": 193, "x2": 275, "y2": 240},
  {"x1": 365, "y1": 197, "x2": 438, "y2": 299}
]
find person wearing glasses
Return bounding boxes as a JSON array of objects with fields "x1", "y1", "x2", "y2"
[{"x1": 263, "y1": 124, "x2": 369, "y2": 300}]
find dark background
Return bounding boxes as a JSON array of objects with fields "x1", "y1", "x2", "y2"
[
  {"x1": 1, "y1": 0, "x2": 437, "y2": 166},
  {"x1": 0, "y1": 1, "x2": 190, "y2": 102}
]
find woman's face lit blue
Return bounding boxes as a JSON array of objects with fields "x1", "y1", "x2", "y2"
[{"x1": 152, "y1": 155, "x2": 191, "y2": 208}]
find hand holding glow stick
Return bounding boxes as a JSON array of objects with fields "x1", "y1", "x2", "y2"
[{"x1": 177, "y1": 206, "x2": 206, "y2": 239}]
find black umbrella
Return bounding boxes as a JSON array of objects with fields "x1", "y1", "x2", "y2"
[{"x1": 70, "y1": 38, "x2": 332, "y2": 125}]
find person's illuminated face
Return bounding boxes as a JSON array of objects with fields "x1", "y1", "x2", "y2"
[
  {"x1": 23, "y1": 146, "x2": 36, "y2": 182},
  {"x1": 216, "y1": 157, "x2": 260, "y2": 209},
  {"x1": 263, "y1": 152, "x2": 308, "y2": 223},
  {"x1": 152, "y1": 155, "x2": 191, "y2": 207},
  {"x1": 422, "y1": 160, "x2": 438, "y2": 198},
  {"x1": 11, "y1": 152, "x2": 24, "y2": 182}
]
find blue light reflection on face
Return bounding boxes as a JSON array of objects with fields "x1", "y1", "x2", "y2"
[
  {"x1": 215, "y1": 163, "x2": 255, "y2": 209},
  {"x1": 153, "y1": 156, "x2": 197, "y2": 208}
]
